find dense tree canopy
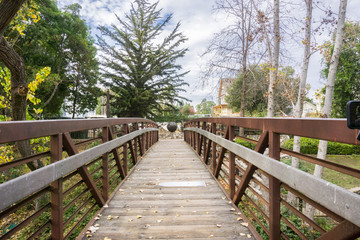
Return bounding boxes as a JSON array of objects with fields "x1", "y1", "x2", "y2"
[
  {"x1": 226, "y1": 65, "x2": 299, "y2": 116},
  {"x1": 97, "y1": 0, "x2": 189, "y2": 118},
  {"x1": 322, "y1": 21, "x2": 360, "y2": 118},
  {"x1": 11, "y1": 0, "x2": 100, "y2": 118}
]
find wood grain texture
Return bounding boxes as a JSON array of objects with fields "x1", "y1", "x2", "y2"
[{"x1": 81, "y1": 139, "x2": 254, "y2": 239}]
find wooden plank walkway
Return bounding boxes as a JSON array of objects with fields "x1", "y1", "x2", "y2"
[{"x1": 82, "y1": 139, "x2": 254, "y2": 239}]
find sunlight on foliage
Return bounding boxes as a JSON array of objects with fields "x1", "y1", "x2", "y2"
[{"x1": 9, "y1": 0, "x2": 41, "y2": 36}]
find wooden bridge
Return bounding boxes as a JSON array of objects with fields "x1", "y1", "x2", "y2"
[{"x1": 0, "y1": 118, "x2": 360, "y2": 239}]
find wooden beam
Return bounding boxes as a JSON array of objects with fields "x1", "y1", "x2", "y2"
[
  {"x1": 62, "y1": 132, "x2": 105, "y2": 207},
  {"x1": 269, "y1": 131, "x2": 281, "y2": 240},
  {"x1": 50, "y1": 134, "x2": 63, "y2": 240},
  {"x1": 102, "y1": 127, "x2": 109, "y2": 201},
  {"x1": 214, "y1": 126, "x2": 230, "y2": 178},
  {"x1": 108, "y1": 128, "x2": 126, "y2": 179},
  {"x1": 233, "y1": 131, "x2": 269, "y2": 205},
  {"x1": 317, "y1": 220, "x2": 360, "y2": 240}
]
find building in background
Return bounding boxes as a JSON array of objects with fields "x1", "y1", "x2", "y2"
[{"x1": 212, "y1": 78, "x2": 240, "y2": 117}]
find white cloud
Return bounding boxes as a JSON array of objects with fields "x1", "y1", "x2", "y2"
[{"x1": 58, "y1": 0, "x2": 360, "y2": 107}]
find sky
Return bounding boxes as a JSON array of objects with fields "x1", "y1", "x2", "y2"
[{"x1": 58, "y1": 0, "x2": 360, "y2": 108}]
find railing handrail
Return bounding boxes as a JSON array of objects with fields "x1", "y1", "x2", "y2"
[
  {"x1": 186, "y1": 117, "x2": 359, "y2": 145},
  {"x1": 185, "y1": 126, "x2": 360, "y2": 228},
  {"x1": 0, "y1": 118, "x2": 158, "y2": 144},
  {"x1": 0, "y1": 127, "x2": 158, "y2": 211}
]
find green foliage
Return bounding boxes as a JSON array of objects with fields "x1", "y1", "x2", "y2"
[
  {"x1": 10, "y1": 0, "x2": 100, "y2": 118},
  {"x1": 282, "y1": 137, "x2": 360, "y2": 155},
  {"x1": 234, "y1": 138, "x2": 256, "y2": 150},
  {"x1": 321, "y1": 21, "x2": 360, "y2": 118},
  {"x1": 226, "y1": 65, "x2": 299, "y2": 116},
  {"x1": 196, "y1": 98, "x2": 215, "y2": 114},
  {"x1": 97, "y1": 0, "x2": 189, "y2": 118}
]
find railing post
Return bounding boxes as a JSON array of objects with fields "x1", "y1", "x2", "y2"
[
  {"x1": 50, "y1": 134, "x2": 63, "y2": 240},
  {"x1": 102, "y1": 126, "x2": 109, "y2": 201},
  {"x1": 211, "y1": 123, "x2": 217, "y2": 173},
  {"x1": 269, "y1": 131, "x2": 281, "y2": 240},
  {"x1": 229, "y1": 125, "x2": 236, "y2": 199},
  {"x1": 123, "y1": 124, "x2": 128, "y2": 175}
]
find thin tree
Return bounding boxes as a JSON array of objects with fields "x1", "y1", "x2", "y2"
[
  {"x1": 97, "y1": 0, "x2": 189, "y2": 117},
  {"x1": 289, "y1": 0, "x2": 313, "y2": 205},
  {"x1": 266, "y1": 0, "x2": 280, "y2": 117},
  {"x1": 305, "y1": 0, "x2": 348, "y2": 219}
]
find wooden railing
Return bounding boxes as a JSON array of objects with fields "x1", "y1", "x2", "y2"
[
  {"x1": 0, "y1": 118, "x2": 158, "y2": 239},
  {"x1": 184, "y1": 118, "x2": 360, "y2": 240}
]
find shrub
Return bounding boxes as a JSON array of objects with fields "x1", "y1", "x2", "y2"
[
  {"x1": 235, "y1": 138, "x2": 256, "y2": 150},
  {"x1": 282, "y1": 137, "x2": 360, "y2": 155}
]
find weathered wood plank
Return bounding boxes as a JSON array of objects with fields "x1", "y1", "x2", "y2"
[{"x1": 81, "y1": 139, "x2": 254, "y2": 240}]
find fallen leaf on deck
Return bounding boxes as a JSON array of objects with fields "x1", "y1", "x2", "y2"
[
  {"x1": 86, "y1": 234, "x2": 92, "y2": 238},
  {"x1": 104, "y1": 237, "x2": 112, "y2": 240},
  {"x1": 247, "y1": 234, "x2": 252, "y2": 238},
  {"x1": 94, "y1": 224, "x2": 100, "y2": 227},
  {"x1": 103, "y1": 204, "x2": 108, "y2": 208},
  {"x1": 237, "y1": 217, "x2": 243, "y2": 221},
  {"x1": 175, "y1": 213, "x2": 180, "y2": 217},
  {"x1": 216, "y1": 224, "x2": 221, "y2": 228},
  {"x1": 137, "y1": 215, "x2": 142, "y2": 219},
  {"x1": 94, "y1": 217, "x2": 100, "y2": 220},
  {"x1": 157, "y1": 219, "x2": 163, "y2": 223},
  {"x1": 154, "y1": 210, "x2": 158, "y2": 213},
  {"x1": 240, "y1": 233, "x2": 246, "y2": 236},
  {"x1": 241, "y1": 222, "x2": 249, "y2": 227},
  {"x1": 88, "y1": 226, "x2": 99, "y2": 233},
  {"x1": 208, "y1": 234, "x2": 214, "y2": 238},
  {"x1": 230, "y1": 208, "x2": 236, "y2": 211},
  {"x1": 128, "y1": 219, "x2": 133, "y2": 222},
  {"x1": 222, "y1": 196, "x2": 226, "y2": 200},
  {"x1": 139, "y1": 189, "x2": 144, "y2": 192},
  {"x1": 205, "y1": 211, "x2": 210, "y2": 214}
]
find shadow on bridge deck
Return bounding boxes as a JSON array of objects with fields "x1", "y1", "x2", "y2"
[{"x1": 80, "y1": 139, "x2": 253, "y2": 239}]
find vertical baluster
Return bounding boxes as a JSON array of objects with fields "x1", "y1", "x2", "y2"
[
  {"x1": 123, "y1": 124, "x2": 128, "y2": 176},
  {"x1": 229, "y1": 125, "x2": 236, "y2": 199},
  {"x1": 102, "y1": 126, "x2": 109, "y2": 201},
  {"x1": 269, "y1": 131, "x2": 281, "y2": 240},
  {"x1": 211, "y1": 123, "x2": 217, "y2": 173},
  {"x1": 50, "y1": 134, "x2": 63, "y2": 240}
]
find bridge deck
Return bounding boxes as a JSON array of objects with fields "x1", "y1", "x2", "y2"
[{"x1": 82, "y1": 139, "x2": 253, "y2": 239}]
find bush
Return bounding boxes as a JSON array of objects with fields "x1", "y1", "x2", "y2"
[
  {"x1": 235, "y1": 138, "x2": 256, "y2": 150},
  {"x1": 282, "y1": 137, "x2": 360, "y2": 155}
]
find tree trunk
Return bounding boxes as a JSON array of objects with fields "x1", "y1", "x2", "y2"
[
  {"x1": 0, "y1": 0, "x2": 26, "y2": 36},
  {"x1": 305, "y1": 0, "x2": 347, "y2": 220},
  {"x1": 267, "y1": 0, "x2": 280, "y2": 118},
  {"x1": 289, "y1": 0, "x2": 312, "y2": 206}
]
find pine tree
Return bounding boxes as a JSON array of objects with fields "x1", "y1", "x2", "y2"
[{"x1": 97, "y1": 0, "x2": 189, "y2": 118}]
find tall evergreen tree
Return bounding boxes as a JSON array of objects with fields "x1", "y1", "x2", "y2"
[{"x1": 97, "y1": 0, "x2": 189, "y2": 117}]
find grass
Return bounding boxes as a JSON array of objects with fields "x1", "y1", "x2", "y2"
[{"x1": 282, "y1": 155, "x2": 360, "y2": 190}]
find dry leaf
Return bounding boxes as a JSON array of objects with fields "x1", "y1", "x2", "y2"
[
  {"x1": 154, "y1": 210, "x2": 158, "y2": 213},
  {"x1": 230, "y1": 208, "x2": 236, "y2": 212},
  {"x1": 139, "y1": 189, "x2": 144, "y2": 192},
  {"x1": 216, "y1": 224, "x2": 222, "y2": 228},
  {"x1": 237, "y1": 217, "x2": 243, "y2": 221},
  {"x1": 209, "y1": 234, "x2": 214, "y2": 238},
  {"x1": 157, "y1": 219, "x2": 163, "y2": 223},
  {"x1": 241, "y1": 222, "x2": 249, "y2": 227},
  {"x1": 103, "y1": 204, "x2": 108, "y2": 208},
  {"x1": 205, "y1": 211, "x2": 210, "y2": 214},
  {"x1": 137, "y1": 215, "x2": 142, "y2": 219},
  {"x1": 88, "y1": 226, "x2": 99, "y2": 233},
  {"x1": 107, "y1": 215, "x2": 113, "y2": 220},
  {"x1": 247, "y1": 234, "x2": 252, "y2": 238},
  {"x1": 222, "y1": 196, "x2": 226, "y2": 200},
  {"x1": 94, "y1": 217, "x2": 100, "y2": 220},
  {"x1": 240, "y1": 233, "x2": 246, "y2": 236},
  {"x1": 104, "y1": 237, "x2": 112, "y2": 240},
  {"x1": 86, "y1": 234, "x2": 92, "y2": 238},
  {"x1": 175, "y1": 213, "x2": 180, "y2": 217},
  {"x1": 94, "y1": 224, "x2": 100, "y2": 227},
  {"x1": 128, "y1": 219, "x2": 133, "y2": 222}
]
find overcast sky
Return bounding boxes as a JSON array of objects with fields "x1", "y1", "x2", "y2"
[{"x1": 58, "y1": 0, "x2": 360, "y2": 107}]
